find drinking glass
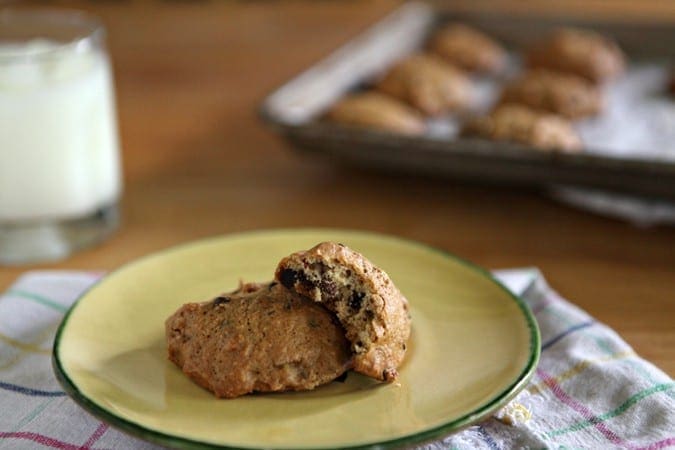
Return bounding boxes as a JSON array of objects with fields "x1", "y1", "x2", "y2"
[{"x1": 0, "y1": 9, "x2": 122, "y2": 265}]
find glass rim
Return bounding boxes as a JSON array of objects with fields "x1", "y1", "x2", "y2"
[{"x1": 0, "y1": 8, "x2": 105, "y2": 62}]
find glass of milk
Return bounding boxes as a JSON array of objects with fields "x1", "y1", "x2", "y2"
[{"x1": 0, "y1": 9, "x2": 122, "y2": 265}]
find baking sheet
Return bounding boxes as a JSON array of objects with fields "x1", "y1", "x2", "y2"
[{"x1": 260, "y1": 2, "x2": 675, "y2": 198}]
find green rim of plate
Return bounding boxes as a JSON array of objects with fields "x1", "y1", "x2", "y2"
[{"x1": 53, "y1": 228, "x2": 541, "y2": 450}]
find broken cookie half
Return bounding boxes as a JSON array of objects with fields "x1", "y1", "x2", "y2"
[{"x1": 276, "y1": 242, "x2": 411, "y2": 382}]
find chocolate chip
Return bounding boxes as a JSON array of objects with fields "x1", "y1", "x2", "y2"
[
  {"x1": 320, "y1": 279, "x2": 338, "y2": 299},
  {"x1": 349, "y1": 292, "x2": 364, "y2": 311},
  {"x1": 298, "y1": 272, "x2": 315, "y2": 291},
  {"x1": 279, "y1": 268, "x2": 298, "y2": 289},
  {"x1": 213, "y1": 296, "x2": 230, "y2": 305}
]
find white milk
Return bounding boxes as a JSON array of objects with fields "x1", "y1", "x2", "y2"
[{"x1": 0, "y1": 40, "x2": 121, "y2": 222}]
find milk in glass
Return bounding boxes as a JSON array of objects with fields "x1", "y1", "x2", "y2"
[{"x1": 0, "y1": 40, "x2": 121, "y2": 222}]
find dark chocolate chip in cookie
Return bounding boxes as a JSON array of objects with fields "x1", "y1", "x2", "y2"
[
  {"x1": 213, "y1": 296, "x2": 230, "y2": 305},
  {"x1": 349, "y1": 292, "x2": 365, "y2": 311},
  {"x1": 279, "y1": 268, "x2": 298, "y2": 289}
]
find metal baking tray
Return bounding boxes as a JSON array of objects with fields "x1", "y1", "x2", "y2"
[{"x1": 260, "y1": 2, "x2": 675, "y2": 199}]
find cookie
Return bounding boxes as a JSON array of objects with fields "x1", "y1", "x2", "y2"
[
  {"x1": 326, "y1": 92, "x2": 425, "y2": 135},
  {"x1": 527, "y1": 28, "x2": 625, "y2": 83},
  {"x1": 499, "y1": 69, "x2": 603, "y2": 119},
  {"x1": 429, "y1": 23, "x2": 507, "y2": 74},
  {"x1": 275, "y1": 242, "x2": 411, "y2": 382},
  {"x1": 165, "y1": 281, "x2": 351, "y2": 398},
  {"x1": 461, "y1": 103, "x2": 583, "y2": 152},
  {"x1": 375, "y1": 53, "x2": 473, "y2": 116}
]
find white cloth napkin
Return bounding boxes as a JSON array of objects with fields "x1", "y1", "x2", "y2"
[
  {"x1": 551, "y1": 186, "x2": 675, "y2": 227},
  {"x1": 0, "y1": 269, "x2": 673, "y2": 449}
]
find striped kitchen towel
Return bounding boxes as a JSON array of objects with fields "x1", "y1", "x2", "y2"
[
  {"x1": 0, "y1": 270, "x2": 673, "y2": 449},
  {"x1": 432, "y1": 270, "x2": 675, "y2": 450}
]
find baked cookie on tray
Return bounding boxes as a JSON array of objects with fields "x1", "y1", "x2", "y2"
[
  {"x1": 276, "y1": 242, "x2": 411, "y2": 382},
  {"x1": 429, "y1": 23, "x2": 507, "y2": 74},
  {"x1": 166, "y1": 281, "x2": 351, "y2": 398},
  {"x1": 375, "y1": 52, "x2": 473, "y2": 116},
  {"x1": 498, "y1": 69, "x2": 603, "y2": 120},
  {"x1": 325, "y1": 92, "x2": 425, "y2": 135},
  {"x1": 461, "y1": 103, "x2": 583, "y2": 153},
  {"x1": 527, "y1": 28, "x2": 625, "y2": 83}
]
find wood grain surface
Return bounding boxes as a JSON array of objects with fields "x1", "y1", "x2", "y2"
[{"x1": 3, "y1": 1, "x2": 674, "y2": 375}]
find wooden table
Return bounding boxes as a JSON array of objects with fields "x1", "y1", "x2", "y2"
[{"x1": 5, "y1": 1, "x2": 674, "y2": 375}]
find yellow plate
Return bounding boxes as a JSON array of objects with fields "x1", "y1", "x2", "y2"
[{"x1": 53, "y1": 229, "x2": 539, "y2": 449}]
